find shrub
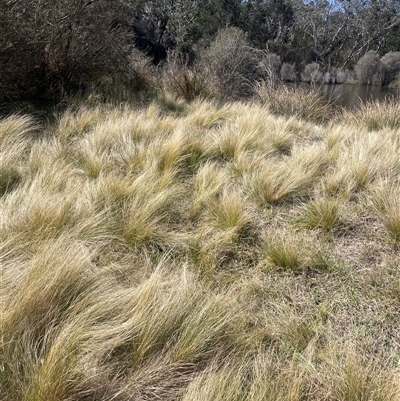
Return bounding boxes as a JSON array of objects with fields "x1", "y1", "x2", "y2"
[
  {"x1": 381, "y1": 51, "x2": 400, "y2": 86},
  {"x1": 324, "y1": 71, "x2": 335, "y2": 84},
  {"x1": 345, "y1": 69, "x2": 357, "y2": 83},
  {"x1": 197, "y1": 27, "x2": 263, "y2": 99},
  {"x1": 259, "y1": 53, "x2": 282, "y2": 85},
  {"x1": 354, "y1": 50, "x2": 381, "y2": 85},
  {"x1": 301, "y1": 62, "x2": 323, "y2": 85},
  {"x1": 335, "y1": 68, "x2": 347, "y2": 84},
  {"x1": 322, "y1": 68, "x2": 347, "y2": 84},
  {"x1": 159, "y1": 51, "x2": 205, "y2": 100},
  {"x1": 280, "y1": 62, "x2": 297, "y2": 82}
]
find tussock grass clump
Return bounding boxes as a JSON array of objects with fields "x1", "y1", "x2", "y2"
[
  {"x1": 0, "y1": 162, "x2": 21, "y2": 196},
  {"x1": 244, "y1": 144, "x2": 329, "y2": 205},
  {"x1": 116, "y1": 170, "x2": 182, "y2": 250},
  {"x1": 244, "y1": 159, "x2": 290, "y2": 204},
  {"x1": 182, "y1": 363, "x2": 245, "y2": 401},
  {"x1": 269, "y1": 129, "x2": 294, "y2": 154},
  {"x1": 121, "y1": 186, "x2": 179, "y2": 250},
  {"x1": 296, "y1": 197, "x2": 341, "y2": 231},
  {"x1": 0, "y1": 116, "x2": 36, "y2": 196},
  {"x1": 325, "y1": 128, "x2": 400, "y2": 197},
  {"x1": 256, "y1": 82, "x2": 336, "y2": 123},
  {"x1": 1, "y1": 101, "x2": 400, "y2": 400},
  {"x1": 151, "y1": 128, "x2": 192, "y2": 172},
  {"x1": 0, "y1": 237, "x2": 95, "y2": 400},
  {"x1": 56, "y1": 106, "x2": 105, "y2": 144},
  {"x1": 185, "y1": 99, "x2": 232, "y2": 129},
  {"x1": 326, "y1": 354, "x2": 400, "y2": 401},
  {"x1": 343, "y1": 98, "x2": 400, "y2": 131},
  {"x1": 0, "y1": 114, "x2": 36, "y2": 145},
  {"x1": 190, "y1": 188, "x2": 256, "y2": 268},
  {"x1": 369, "y1": 181, "x2": 400, "y2": 242},
  {"x1": 0, "y1": 176, "x2": 80, "y2": 243},
  {"x1": 207, "y1": 188, "x2": 250, "y2": 232},
  {"x1": 263, "y1": 231, "x2": 332, "y2": 272},
  {"x1": 189, "y1": 228, "x2": 239, "y2": 269},
  {"x1": 264, "y1": 232, "x2": 304, "y2": 271},
  {"x1": 208, "y1": 109, "x2": 298, "y2": 162},
  {"x1": 190, "y1": 162, "x2": 228, "y2": 219}
]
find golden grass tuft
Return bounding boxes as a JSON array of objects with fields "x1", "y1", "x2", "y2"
[
  {"x1": 369, "y1": 181, "x2": 400, "y2": 242},
  {"x1": 244, "y1": 144, "x2": 329, "y2": 205},
  {"x1": 325, "y1": 127, "x2": 399, "y2": 197},
  {"x1": 256, "y1": 82, "x2": 336, "y2": 123},
  {"x1": 185, "y1": 99, "x2": 233, "y2": 129},
  {"x1": 263, "y1": 230, "x2": 332, "y2": 272},
  {"x1": 342, "y1": 98, "x2": 400, "y2": 131},
  {"x1": 206, "y1": 188, "x2": 250, "y2": 232},
  {"x1": 264, "y1": 232, "x2": 305, "y2": 271},
  {"x1": 296, "y1": 197, "x2": 341, "y2": 231},
  {"x1": 0, "y1": 114, "x2": 36, "y2": 146}
]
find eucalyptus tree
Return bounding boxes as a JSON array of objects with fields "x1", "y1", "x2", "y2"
[
  {"x1": 240, "y1": 0, "x2": 297, "y2": 54},
  {"x1": 335, "y1": 0, "x2": 400, "y2": 66}
]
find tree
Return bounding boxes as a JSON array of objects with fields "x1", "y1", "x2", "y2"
[
  {"x1": 131, "y1": 0, "x2": 244, "y2": 61},
  {"x1": 337, "y1": 0, "x2": 400, "y2": 66},
  {"x1": 242, "y1": 0, "x2": 296, "y2": 55},
  {"x1": 0, "y1": 0, "x2": 135, "y2": 103},
  {"x1": 293, "y1": 0, "x2": 400, "y2": 67}
]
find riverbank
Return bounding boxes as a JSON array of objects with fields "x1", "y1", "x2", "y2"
[{"x1": 1, "y1": 99, "x2": 399, "y2": 400}]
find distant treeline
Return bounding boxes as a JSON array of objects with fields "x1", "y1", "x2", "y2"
[{"x1": 1, "y1": 0, "x2": 399, "y2": 104}]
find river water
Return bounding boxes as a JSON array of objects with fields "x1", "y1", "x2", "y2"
[{"x1": 317, "y1": 84, "x2": 400, "y2": 109}]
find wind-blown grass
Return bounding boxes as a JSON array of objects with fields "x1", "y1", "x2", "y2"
[
  {"x1": 342, "y1": 98, "x2": 400, "y2": 131},
  {"x1": 369, "y1": 181, "x2": 400, "y2": 242},
  {"x1": 1, "y1": 99, "x2": 399, "y2": 400}
]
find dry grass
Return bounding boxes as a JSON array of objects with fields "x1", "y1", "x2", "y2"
[
  {"x1": 243, "y1": 143, "x2": 329, "y2": 205},
  {"x1": 295, "y1": 197, "x2": 341, "y2": 231},
  {"x1": 369, "y1": 181, "x2": 400, "y2": 243},
  {"x1": 324, "y1": 125, "x2": 399, "y2": 198},
  {"x1": 1, "y1": 100, "x2": 399, "y2": 400},
  {"x1": 342, "y1": 98, "x2": 400, "y2": 131},
  {"x1": 256, "y1": 82, "x2": 337, "y2": 123}
]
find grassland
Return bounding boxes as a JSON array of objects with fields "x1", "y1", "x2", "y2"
[{"x1": 1, "y1": 97, "x2": 400, "y2": 400}]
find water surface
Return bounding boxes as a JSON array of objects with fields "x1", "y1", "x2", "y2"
[{"x1": 318, "y1": 84, "x2": 400, "y2": 109}]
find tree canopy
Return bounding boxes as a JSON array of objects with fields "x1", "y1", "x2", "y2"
[{"x1": 1, "y1": 0, "x2": 399, "y2": 103}]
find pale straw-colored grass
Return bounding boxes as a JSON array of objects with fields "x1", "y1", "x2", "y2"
[
  {"x1": 369, "y1": 181, "x2": 400, "y2": 242},
  {"x1": 1, "y1": 101, "x2": 399, "y2": 400},
  {"x1": 342, "y1": 98, "x2": 400, "y2": 131}
]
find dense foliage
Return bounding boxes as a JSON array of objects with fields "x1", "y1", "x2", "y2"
[{"x1": 1, "y1": 0, "x2": 399, "y2": 104}]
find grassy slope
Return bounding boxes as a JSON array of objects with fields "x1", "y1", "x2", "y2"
[{"x1": 1, "y1": 99, "x2": 400, "y2": 400}]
